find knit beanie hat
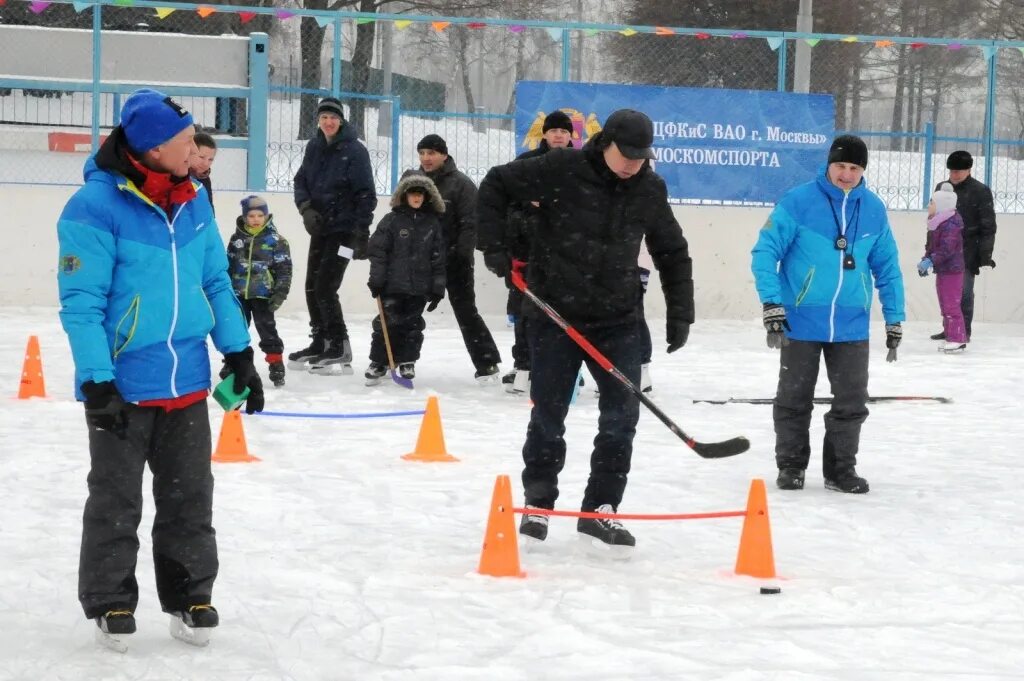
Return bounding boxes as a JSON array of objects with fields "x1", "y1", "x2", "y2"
[
  {"x1": 317, "y1": 97, "x2": 345, "y2": 119},
  {"x1": 827, "y1": 135, "x2": 868, "y2": 169},
  {"x1": 241, "y1": 195, "x2": 269, "y2": 216},
  {"x1": 543, "y1": 110, "x2": 573, "y2": 133},
  {"x1": 946, "y1": 150, "x2": 973, "y2": 170},
  {"x1": 121, "y1": 88, "x2": 194, "y2": 153},
  {"x1": 417, "y1": 134, "x2": 448, "y2": 155},
  {"x1": 930, "y1": 182, "x2": 958, "y2": 214}
]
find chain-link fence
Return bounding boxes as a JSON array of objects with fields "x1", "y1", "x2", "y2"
[{"x1": 2, "y1": 0, "x2": 1023, "y2": 210}]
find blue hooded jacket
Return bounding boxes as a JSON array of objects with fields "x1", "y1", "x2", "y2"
[
  {"x1": 751, "y1": 166, "x2": 905, "y2": 342},
  {"x1": 57, "y1": 150, "x2": 250, "y2": 403}
]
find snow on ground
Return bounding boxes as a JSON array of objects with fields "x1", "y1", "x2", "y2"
[{"x1": 1, "y1": 307, "x2": 1023, "y2": 680}]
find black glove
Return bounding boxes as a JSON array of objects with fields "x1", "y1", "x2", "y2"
[
  {"x1": 368, "y1": 282, "x2": 385, "y2": 299},
  {"x1": 983, "y1": 258, "x2": 996, "y2": 270},
  {"x1": 351, "y1": 230, "x2": 369, "y2": 260},
  {"x1": 301, "y1": 207, "x2": 323, "y2": 237},
  {"x1": 885, "y1": 323, "x2": 902, "y2": 363},
  {"x1": 268, "y1": 292, "x2": 286, "y2": 312},
  {"x1": 762, "y1": 303, "x2": 790, "y2": 349},
  {"x1": 426, "y1": 291, "x2": 444, "y2": 312},
  {"x1": 483, "y1": 250, "x2": 510, "y2": 279},
  {"x1": 81, "y1": 380, "x2": 128, "y2": 439},
  {"x1": 666, "y1": 319, "x2": 690, "y2": 353},
  {"x1": 223, "y1": 347, "x2": 265, "y2": 414}
]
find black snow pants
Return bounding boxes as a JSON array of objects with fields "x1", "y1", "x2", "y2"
[{"x1": 370, "y1": 294, "x2": 427, "y2": 365}]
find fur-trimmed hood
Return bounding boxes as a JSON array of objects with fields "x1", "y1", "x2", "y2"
[{"x1": 390, "y1": 173, "x2": 445, "y2": 213}]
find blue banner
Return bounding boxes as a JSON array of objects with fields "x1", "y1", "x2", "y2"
[{"x1": 515, "y1": 81, "x2": 835, "y2": 204}]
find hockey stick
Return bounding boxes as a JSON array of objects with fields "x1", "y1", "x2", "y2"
[
  {"x1": 510, "y1": 270, "x2": 749, "y2": 458},
  {"x1": 376, "y1": 296, "x2": 413, "y2": 390},
  {"x1": 694, "y1": 396, "x2": 953, "y2": 405}
]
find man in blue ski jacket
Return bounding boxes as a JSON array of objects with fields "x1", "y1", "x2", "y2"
[
  {"x1": 751, "y1": 135, "x2": 905, "y2": 495},
  {"x1": 57, "y1": 88, "x2": 264, "y2": 646}
]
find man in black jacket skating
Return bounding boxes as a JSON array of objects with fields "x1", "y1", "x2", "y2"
[
  {"x1": 477, "y1": 109, "x2": 694, "y2": 550},
  {"x1": 932, "y1": 150, "x2": 997, "y2": 341}
]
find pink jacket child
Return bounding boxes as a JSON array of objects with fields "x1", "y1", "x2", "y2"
[{"x1": 918, "y1": 182, "x2": 968, "y2": 351}]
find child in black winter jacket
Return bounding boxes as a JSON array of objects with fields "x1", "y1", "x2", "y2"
[{"x1": 365, "y1": 175, "x2": 446, "y2": 384}]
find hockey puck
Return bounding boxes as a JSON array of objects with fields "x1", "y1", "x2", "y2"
[{"x1": 759, "y1": 586, "x2": 782, "y2": 595}]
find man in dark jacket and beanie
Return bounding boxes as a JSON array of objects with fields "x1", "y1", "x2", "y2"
[
  {"x1": 403, "y1": 134, "x2": 502, "y2": 380},
  {"x1": 477, "y1": 109, "x2": 694, "y2": 550},
  {"x1": 932, "y1": 150, "x2": 997, "y2": 341},
  {"x1": 502, "y1": 110, "x2": 574, "y2": 394},
  {"x1": 57, "y1": 88, "x2": 264, "y2": 648},
  {"x1": 290, "y1": 97, "x2": 378, "y2": 373}
]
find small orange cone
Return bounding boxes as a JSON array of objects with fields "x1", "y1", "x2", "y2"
[
  {"x1": 212, "y1": 410, "x2": 260, "y2": 463},
  {"x1": 477, "y1": 475, "x2": 525, "y2": 578},
  {"x1": 735, "y1": 478, "x2": 776, "y2": 578},
  {"x1": 401, "y1": 395, "x2": 458, "y2": 462},
  {"x1": 18, "y1": 335, "x2": 46, "y2": 399}
]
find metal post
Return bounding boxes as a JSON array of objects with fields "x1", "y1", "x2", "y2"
[
  {"x1": 333, "y1": 16, "x2": 343, "y2": 97},
  {"x1": 378, "y1": 20, "x2": 393, "y2": 136},
  {"x1": 776, "y1": 37, "x2": 787, "y2": 92},
  {"x1": 91, "y1": 4, "x2": 102, "y2": 152},
  {"x1": 983, "y1": 45, "x2": 997, "y2": 188},
  {"x1": 390, "y1": 96, "x2": 401, "y2": 193},
  {"x1": 922, "y1": 120, "x2": 935, "y2": 209},
  {"x1": 247, "y1": 33, "x2": 270, "y2": 191},
  {"x1": 112, "y1": 93, "x2": 122, "y2": 126},
  {"x1": 561, "y1": 28, "x2": 570, "y2": 82},
  {"x1": 794, "y1": 0, "x2": 812, "y2": 93}
]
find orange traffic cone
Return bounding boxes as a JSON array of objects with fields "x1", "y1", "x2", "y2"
[
  {"x1": 18, "y1": 335, "x2": 46, "y2": 399},
  {"x1": 735, "y1": 478, "x2": 776, "y2": 578},
  {"x1": 212, "y1": 410, "x2": 260, "y2": 463},
  {"x1": 477, "y1": 475, "x2": 525, "y2": 578},
  {"x1": 401, "y1": 395, "x2": 458, "y2": 462}
]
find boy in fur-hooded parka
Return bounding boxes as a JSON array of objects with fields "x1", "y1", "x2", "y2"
[{"x1": 365, "y1": 175, "x2": 446, "y2": 377}]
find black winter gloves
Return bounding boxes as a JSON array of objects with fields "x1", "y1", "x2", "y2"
[
  {"x1": 885, "y1": 323, "x2": 902, "y2": 363},
  {"x1": 483, "y1": 250, "x2": 510, "y2": 279},
  {"x1": 223, "y1": 347, "x2": 265, "y2": 414},
  {"x1": 351, "y1": 230, "x2": 369, "y2": 260},
  {"x1": 762, "y1": 303, "x2": 790, "y2": 349},
  {"x1": 666, "y1": 319, "x2": 690, "y2": 353},
  {"x1": 300, "y1": 205, "x2": 323, "y2": 237},
  {"x1": 426, "y1": 291, "x2": 444, "y2": 312},
  {"x1": 81, "y1": 380, "x2": 128, "y2": 439}
]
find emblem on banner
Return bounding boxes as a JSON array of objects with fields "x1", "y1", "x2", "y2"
[{"x1": 522, "y1": 109, "x2": 602, "y2": 150}]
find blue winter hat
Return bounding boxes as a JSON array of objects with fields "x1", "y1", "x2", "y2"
[
  {"x1": 241, "y1": 195, "x2": 269, "y2": 216},
  {"x1": 120, "y1": 88, "x2": 194, "y2": 153}
]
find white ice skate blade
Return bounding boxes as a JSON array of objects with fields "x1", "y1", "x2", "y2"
[
  {"x1": 169, "y1": 616, "x2": 212, "y2": 647},
  {"x1": 287, "y1": 360, "x2": 311, "y2": 371},
  {"x1": 94, "y1": 628, "x2": 129, "y2": 653},
  {"x1": 476, "y1": 375, "x2": 500, "y2": 385},
  {"x1": 576, "y1": 534, "x2": 634, "y2": 561},
  {"x1": 519, "y1": 534, "x2": 547, "y2": 553},
  {"x1": 309, "y1": 363, "x2": 354, "y2": 376},
  {"x1": 364, "y1": 376, "x2": 384, "y2": 387}
]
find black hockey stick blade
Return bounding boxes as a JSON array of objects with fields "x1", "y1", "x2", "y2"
[{"x1": 692, "y1": 436, "x2": 752, "y2": 458}]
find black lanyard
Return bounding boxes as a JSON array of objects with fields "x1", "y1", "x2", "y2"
[{"x1": 823, "y1": 190, "x2": 860, "y2": 253}]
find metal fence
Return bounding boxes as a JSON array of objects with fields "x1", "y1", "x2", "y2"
[{"x1": 2, "y1": 0, "x2": 1023, "y2": 211}]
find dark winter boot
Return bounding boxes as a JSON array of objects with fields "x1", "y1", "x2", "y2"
[
  {"x1": 929, "y1": 331, "x2": 946, "y2": 341},
  {"x1": 519, "y1": 506, "x2": 550, "y2": 542},
  {"x1": 96, "y1": 609, "x2": 136, "y2": 635},
  {"x1": 398, "y1": 362, "x2": 415, "y2": 380},
  {"x1": 577, "y1": 504, "x2": 636, "y2": 548},
  {"x1": 267, "y1": 355, "x2": 285, "y2": 387},
  {"x1": 288, "y1": 332, "x2": 325, "y2": 369},
  {"x1": 776, "y1": 468, "x2": 806, "y2": 490},
  {"x1": 364, "y1": 362, "x2": 387, "y2": 386},
  {"x1": 309, "y1": 338, "x2": 353, "y2": 375},
  {"x1": 169, "y1": 604, "x2": 218, "y2": 647},
  {"x1": 825, "y1": 467, "x2": 870, "y2": 494}
]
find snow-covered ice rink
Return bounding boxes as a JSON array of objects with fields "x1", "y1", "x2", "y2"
[{"x1": 2, "y1": 307, "x2": 1022, "y2": 680}]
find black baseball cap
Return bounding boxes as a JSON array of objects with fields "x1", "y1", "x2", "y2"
[{"x1": 602, "y1": 109, "x2": 655, "y2": 160}]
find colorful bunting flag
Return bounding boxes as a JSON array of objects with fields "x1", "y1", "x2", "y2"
[
  {"x1": 432, "y1": 21, "x2": 450, "y2": 32},
  {"x1": 467, "y1": 22, "x2": 487, "y2": 29},
  {"x1": 28, "y1": 1, "x2": 51, "y2": 13},
  {"x1": 275, "y1": 10, "x2": 295, "y2": 20},
  {"x1": 508, "y1": 25, "x2": 525, "y2": 33},
  {"x1": 238, "y1": 11, "x2": 255, "y2": 23},
  {"x1": 910, "y1": 42, "x2": 926, "y2": 50},
  {"x1": 394, "y1": 19, "x2": 412, "y2": 30},
  {"x1": 841, "y1": 36, "x2": 858, "y2": 42},
  {"x1": 982, "y1": 45, "x2": 996, "y2": 60},
  {"x1": 154, "y1": 7, "x2": 175, "y2": 19},
  {"x1": 655, "y1": 26, "x2": 674, "y2": 36},
  {"x1": 766, "y1": 36, "x2": 783, "y2": 51},
  {"x1": 695, "y1": 32, "x2": 711, "y2": 40},
  {"x1": 619, "y1": 28, "x2": 637, "y2": 36},
  {"x1": 874, "y1": 40, "x2": 894, "y2": 47},
  {"x1": 196, "y1": 6, "x2": 215, "y2": 18},
  {"x1": 804, "y1": 38, "x2": 820, "y2": 47},
  {"x1": 545, "y1": 27, "x2": 562, "y2": 41},
  {"x1": 113, "y1": 0, "x2": 133, "y2": 5},
  {"x1": 731, "y1": 32, "x2": 748, "y2": 39},
  {"x1": 1019, "y1": 47, "x2": 1024, "y2": 57},
  {"x1": 355, "y1": 17, "x2": 373, "y2": 24},
  {"x1": 583, "y1": 28, "x2": 599, "y2": 36},
  {"x1": 71, "y1": 1, "x2": 92, "y2": 11},
  {"x1": 947, "y1": 43, "x2": 963, "y2": 50},
  {"x1": 314, "y1": 15, "x2": 333, "y2": 27}
]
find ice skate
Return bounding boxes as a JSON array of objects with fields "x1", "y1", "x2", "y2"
[
  {"x1": 364, "y1": 362, "x2": 387, "y2": 386},
  {"x1": 519, "y1": 505, "x2": 550, "y2": 546},
  {"x1": 940, "y1": 341, "x2": 967, "y2": 354},
  {"x1": 502, "y1": 371, "x2": 516, "y2": 393},
  {"x1": 398, "y1": 362, "x2": 415, "y2": 380},
  {"x1": 577, "y1": 504, "x2": 635, "y2": 559},
  {"x1": 268, "y1": 360, "x2": 286, "y2": 387},
  {"x1": 776, "y1": 468, "x2": 805, "y2": 490},
  {"x1": 474, "y1": 364, "x2": 499, "y2": 384},
  {"x1": 309, "y1": 339, "x2": 354, "y2": 375},
  {"x1": 287, "y1": 336, "x2": 324, "y2": 370},
  {"x1": 169, "y1": 604, "x2": 218, "y2": 647},
  {"x1": 824, "y1": 468, "x2": 869, "y2": 494},
  {"x1": 640, "y1": 363, "x2": 652, "y2": 393},
  {"x1": 94, "y1": 609, "x2": 135, "y2": 653},
  {"x1": 511, "y1": 369, "x2": 530, "y2": 395}
]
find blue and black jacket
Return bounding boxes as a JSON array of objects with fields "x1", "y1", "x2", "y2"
[
  {"x1": 751, "y1": 166, "x2": 905, "y2": 342},
  {"x1": 57, "y1": 128, "x2": 250, "y2": 402}
]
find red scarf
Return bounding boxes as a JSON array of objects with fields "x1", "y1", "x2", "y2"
[{"x1": 127, "y1": 154, "x2": 196, "y2": 214}]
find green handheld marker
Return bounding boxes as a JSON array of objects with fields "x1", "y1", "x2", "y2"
[{"x1": 212, "y1": 374, "x2": 251, "y2": 411}]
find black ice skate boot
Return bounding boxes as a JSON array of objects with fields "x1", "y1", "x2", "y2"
[
  {"x1": 288, "y1": 331, "x2": 325, "y2": 370},
  {"x1": 577, "y1": 504, "x2": 635, "y2": 557},
  {"x1": 94, "y1": 609, "x2": 136, "y2": 653},
  {"x1": 824, "y1": 467, "x2": 870, "y2": 494},
  {"x1": 398, "y1": 362, "x2": 415, "y2": 380},
  {"x1": 309, "y1": 338, "x2": 353, "y2": 375},
  {"x1": 474, "y1": 364, "x2": 499, "y2": 384},
  {"x1": 364, "y1": 361, "x2": 387, "y2": 386},
  {"x1": 169, "y1": 604, "x2": 218, "y2": 647},
  {"x1": 776, "y1": 468, "x2": 806, "y2": 490},
  {"x1": 519, "y1": 505, "x2": 550, "y2": 543}
]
